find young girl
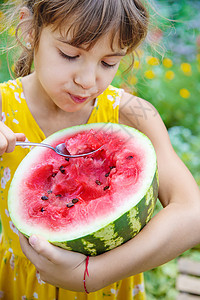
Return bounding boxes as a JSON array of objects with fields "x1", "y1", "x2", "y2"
[{"x1": 0, "y1": 0, "x2": 200, "y2": 299}]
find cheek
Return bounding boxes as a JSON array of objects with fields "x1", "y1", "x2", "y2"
[
  {"x1": 35, "y1": 56, "x2": 69, "y2": 87},
  {"x1": 35, "y1": 48, "x2": 67, "y2": 77}
]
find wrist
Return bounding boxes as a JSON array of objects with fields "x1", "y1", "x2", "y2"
[{"x1": 85, "y1": 253, "x2": 113, "y2": 292}]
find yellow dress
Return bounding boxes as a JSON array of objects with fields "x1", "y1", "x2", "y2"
[{"x1": 0, "y1": 78, "x2": 146, "y2": 300}]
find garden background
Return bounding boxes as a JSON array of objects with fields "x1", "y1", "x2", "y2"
[{"x1": 0, "y1": 0, "x2": 200, "y2": 298}]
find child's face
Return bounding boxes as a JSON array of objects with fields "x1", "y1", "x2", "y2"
[{"x1": 33, "y1": 26, "x2": 126, "y2": 112}]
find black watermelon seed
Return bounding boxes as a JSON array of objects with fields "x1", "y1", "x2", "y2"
[
  {"x1": 67, "y1": 203, "x2": 75, "y2": 208},
  {"x1": 56, "y1": 194, "x2": 62, "y2": 197},
  {"x1": 59, "y1": 166, "x2": 66, "y2": 174},
  {"x1": 72, "y1": 198, "x2": 79, "y2": 204},
  {"x1": 41, "y1": 207, "x2": 45, "y2": 212},
  {"x1": 41, "y1": 196, "x2": 48, "y2": 200},
  {"x1": 47, "y1": 190, "x2": 52, "y2": 194},
  {"x1": 95, "y1": 180, "x2": 102, "y2": 186},
  {"x1": 127, "y1": 155, "x2": 134, "y2": 160},
  {"x1": 105, "y1": 173, "x2": 110, "y2": 177},
  {"x1": 52, "y1": 172, "x2": 57, "y2": 177},
  {"x1": 104, "y1": 185, "x2": 109, "y2": 191},
  {"x1": 110, "y1": 166, "x2": 116, "y2": 170},
  {"x1": 65, "y1": 157, "x2": 70, "y2": 161}
]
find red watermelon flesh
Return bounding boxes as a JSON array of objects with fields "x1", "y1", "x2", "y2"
[
  {"x1": 8, "y1": 123, "x2": 158, "y2": 254},
  {"x1": 20, "y1": 130, "x2": 144, "y2": 230}
]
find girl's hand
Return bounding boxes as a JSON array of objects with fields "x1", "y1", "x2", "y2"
[
  {"x1": 19, "y1": 233, "x2": 87, "y2": 292},
  {"x1": 0, "y1": 121, "x2": 26, "y2": 155}
]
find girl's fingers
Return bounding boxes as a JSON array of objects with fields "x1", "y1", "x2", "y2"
[
  {"x1": 28, "y1": 234, "x2": 62, "y2": 264},
  {"x1": 19, "y1": 234, "x2": 86, "y2": 289},
  {"x1": 0, "y1": 121, "x2": 26, "y2": 154},
  {"x1": 20, "y1": 233, "x2": 64, "y2": 266},
  {"x1": 20, "y1": 233, "x2": 86, "y2": 270},
  {"x1": 0, "y1": 131, "x2": 8, "y2": 155},
  {"x1": 29, "y1": 234, "x2": 85, "y2": 266},
  {"x1": 19, "y1": 233, "x2": 39, "y2": 261},
  {"x1": 0, "y1": 122, "x2": 16, "y2": 153},
  {"x1": 15, "y1": 133, "x2": 26, "y2": 141},
  {"x1": 19, "y1": 233, "x2": 53, "y2": 270}
]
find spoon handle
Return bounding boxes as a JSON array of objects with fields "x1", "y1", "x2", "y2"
[
  {"x1": 16, "y1": 141, "x2": 54, "y2": 150},
  {"x1": 16, "y1": 141, "x2": 103, "y2": 158}
]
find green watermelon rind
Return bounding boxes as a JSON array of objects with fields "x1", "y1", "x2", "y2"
[
  {"x1": 54, "y1": 170, "x2": 158, "y2": 255},
  {"x1": 8, "y1": 123, "x2": 158, "y2": 255}
]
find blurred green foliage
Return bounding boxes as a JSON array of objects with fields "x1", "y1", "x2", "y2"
[
  {"x1": 0, "y1": 0, "x2": 200, "y2": 299},
  {"x1": 144, "y1": 259, "x2": 178, "y2": 300},
  {"x1": 169, "y1": 126, "x2": 200, "y2": 185}
]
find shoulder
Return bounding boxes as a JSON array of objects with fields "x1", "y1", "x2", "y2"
[
  {"x1": 0, "y1": 80, "x2": 9, "y2": 120},
  {"x1": 99, "y1": 85, "x2": 124, "y2": 100},
  {"x1": 119, "y1": 91, "x2": 158, "y2": 129},
  {"x1": 97, "y1": 84, "x2": 124, "y2": 112},
  {"x1": 0, "y1": 79, "x2": 21, "y2": 120},
  {"x1": 119, "y1": 91, "x2": 172, "y2": 152}
]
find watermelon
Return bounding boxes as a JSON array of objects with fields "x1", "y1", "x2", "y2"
[{"x1": 8, "y1": 123, "x2": 158, "y2": 256}]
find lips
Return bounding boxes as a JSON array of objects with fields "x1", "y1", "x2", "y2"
[{"x1": 69, "y1": 93, "x2": 89, "y2": 104}]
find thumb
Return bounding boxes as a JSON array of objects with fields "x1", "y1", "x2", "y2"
[
  {"x1": 29, "y1": 234, "x2": 86, "y2": 268},
  {"x1": 29, "y1": 234, "x2": 60, "y2": 264},
  {"x1": 15, "y1": 133, "x2": 26, "y2": 141}
]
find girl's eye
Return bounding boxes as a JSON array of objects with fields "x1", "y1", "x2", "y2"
[
  {"x1": 101, "y1": 61, "x2": 117, "y2": 68},
  {"x1": 59, "y1": 50, "x2": 78, "y2": 60}
]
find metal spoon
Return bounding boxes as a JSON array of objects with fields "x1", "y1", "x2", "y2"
[{"x1": 16, "y1": 141, "x2": 103, "y2": 158}]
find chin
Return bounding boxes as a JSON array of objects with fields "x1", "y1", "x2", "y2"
[{"x1": 63, "y1": 104, "x2": 84, "y2": 113}]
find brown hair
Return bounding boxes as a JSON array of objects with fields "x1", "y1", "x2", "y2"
[{"x1": 2, "y1": 0, "x2": 149, "y2": 77}]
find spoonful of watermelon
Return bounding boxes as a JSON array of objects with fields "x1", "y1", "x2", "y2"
[{"x1": 16, "y1": 141, "x2": 103, "y2": 158}]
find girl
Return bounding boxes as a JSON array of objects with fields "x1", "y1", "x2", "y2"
[{"x1": 0, "y1": 0, "x2": 200, "y2": 299}]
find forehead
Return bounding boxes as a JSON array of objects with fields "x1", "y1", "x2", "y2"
[
  {"x1": 49, "y1": 13, "x2": 126, "y2": 52},
  {"x1": 52, "y1": 24, "x2": 127, "y2": 54}
]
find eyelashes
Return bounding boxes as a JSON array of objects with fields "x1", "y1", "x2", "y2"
[
  {"x1": 101, "y1": 61, "x2": 117, "y2": 69},
  {"x1": 58, "y1": 49, "x2": 117, "y2": 69},
  {"x1": 58, "y1": 50, "x2": 78, "y2": 60}
]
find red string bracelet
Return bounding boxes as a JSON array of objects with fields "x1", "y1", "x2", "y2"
[{"x1": 83, "y1": 256, "x2": 90, "y2": 294}]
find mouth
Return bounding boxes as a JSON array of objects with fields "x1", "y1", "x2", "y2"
[{"x1": 69, "y1": 93, "x2": 89, "y2": 104}]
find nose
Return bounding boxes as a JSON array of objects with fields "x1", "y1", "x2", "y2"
[{"x1": 74, "y1": 65, "x2": 96, "y2": 90}]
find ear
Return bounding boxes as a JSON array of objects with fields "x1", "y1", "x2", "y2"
[
  {"x1": 19, "y1": 7, "x2": 34, "y2": 45},
  {"x1": 20, "y1": 7, "x2": 32, "y2": 22}
]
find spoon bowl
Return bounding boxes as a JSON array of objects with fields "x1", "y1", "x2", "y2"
[{"x1": 16, "y1": 141, "x2": 103, "y2": 158}]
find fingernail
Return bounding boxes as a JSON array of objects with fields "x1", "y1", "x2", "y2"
[{"x1": 29, "y1": 235, "x2": 38, "y2": 247}]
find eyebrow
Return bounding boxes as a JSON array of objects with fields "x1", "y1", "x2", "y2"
[
  {"x1": 57, "y1": 38, "x2": 126, "y2": 57},
  {"x1": 105, "y1": 52, "x2": 126, "y2": 57}
]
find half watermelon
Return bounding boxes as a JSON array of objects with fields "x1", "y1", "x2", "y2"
[{"x1": 8, "y1": 123, "x2": 158, "y2": 255}]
